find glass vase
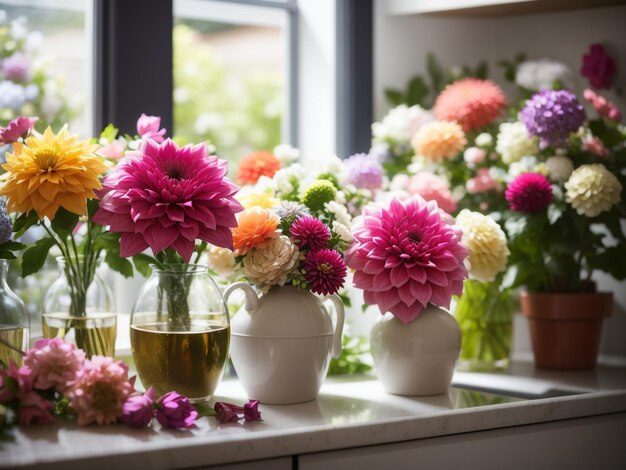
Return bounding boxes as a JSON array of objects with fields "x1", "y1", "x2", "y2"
[
  {"x1": 42, "y1": 256, "x2": 116, "y2": 358},
  {"x1": 0, "y1": 259, "x2": 29, "y2": 366},
  {"x1": 454, "y1": 279, "x2": 514, "y2": 372},
  {"x1": 130, "y1": 264, "x2": 230, "y2": 402}
]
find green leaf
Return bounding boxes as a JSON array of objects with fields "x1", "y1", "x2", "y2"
[
  {"x1": 50, "y1": 208, "x2": 79, "y2": 239},
  {"x1": 21, "y1": 237, "x2": 56, "y2": 277},
  {"x1": 132, "y1": 253, "x2": 158, "y2": 278},
  {"x1": 384, "y1": 88, "x2": 405, "y2": 106},
  {"x1": 105, "y1": 250, "x2": 134, "y2": 278},
  {"x1": 0, "y1": 251, "x2": 17, "y2": 260},
  {"x1": 588, "y1": 245, "x2": 626, "y2": 280},
  {"x1": 193, "y1": 402, "x2": 216, "y2": 418},
  {"x1": 87, "y1": 198, "x2": 100, "y2": 220},
  {"x1": 12, "y1": 211, "x2": 39, "y2": 237},
  {"x1": 0, "y1": 241, "x2": 27, "y2": 251},
  {"x1": 99, "y1": 123, "x2": 119, "y2": 142},
  {"x1": 475, "y1": 61, "x2": 488, "y2": 79},
  {"x1": 407, "y1": 76, "x2": 429, "y2": 106},
  {"x1": 427, "y1": 53, "x2": 444, "y2": 92}
]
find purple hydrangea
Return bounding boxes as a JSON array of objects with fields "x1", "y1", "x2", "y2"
[
  {"x1": 344, "y1": 153, "x2": 384, "y2": 190},
  {"x1": 520, "y1": 90, "x2": 586, "y2": 149}
]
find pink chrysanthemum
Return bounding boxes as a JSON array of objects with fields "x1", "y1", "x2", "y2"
[
  {"x1": 346, "y1": 197, "x2": 469, "y2": 324},
  {"x1": 583, "y1": 89, "x2": 621, "y2": 122},
  {"x1": 290, "y1": 216, "x2": 331, "y2": 251},
  {"x1": 505, "y1": 173, "x2": 553, "y2": 213},
  {"x1": 24, "y1": 338, "x2": 85, "y2": 393},
  {"x1": 67, "y1": 356, "x2": 134, "y2": 426},
  {"x1": 93, "y1": 139, "x2": 243, "y2": 262},
  {"x1": 0, "y1": 116, "x2": 37, "y2": 144},
  {"x1": 407, "y1": 172, "x2": 457, "y2": 214},
  {"x1": 302, "y1": 249, "x2": 347, "y2": 296},
  {"x1": 434, "y1": 78, "x2": 506, "y2": 132}
]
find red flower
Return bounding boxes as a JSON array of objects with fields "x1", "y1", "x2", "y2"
[
  {"x1": 505, "y1": 173, "x2": 553, "y2": 213},
  {"x1": 303, "y1": 249, "x2": 347, "y2": 296},
  {"x1": 581, "y1": 44, "x2": 617, "y2": 89},
  {"x1": 289, "y1": 216, "x2": 331, "y2": 251}
]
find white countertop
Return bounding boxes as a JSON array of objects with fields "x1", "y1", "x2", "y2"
[{"x1": 2, "y1": 362, "x2": 626, "y2": 469}]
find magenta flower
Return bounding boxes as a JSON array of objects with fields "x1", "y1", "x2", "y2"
[
  {"x1": 67, "y1": 356, "x2": 134, "y2": 426},
  {"x1": 581, "y1": 44, "x2": 617, "y2": 89},
  {"x1": 17, "y1": 391, "x2": 55, "y2": 426},
  {"x1": 243, "y1": 399, "x2": 262, "y2": 422},
  {"x1": 155, "y1": 391, "x2": 198, "y2": 429},
  {"x1": 505, "y1": 173, "x2": 553, "y2": 213},
  {"x1": 0, "y1": 116, "x2": 37, "y2": 144},
  {"x1": 302, "y1": 248, "x2": 347, "y2": 296},
  {"x1": 24, "y1": 338, "x2": 85, "y2": 393},
  {"x1": 136, "y1": 113, "x2": 166, "y2": 143},
  {"x1": 2, "y1": 54, "x2": 29, "y2": 81},
  {"x1": 346, "y1": 197, "x2": 469, "y2": 324},
  {"x1": 121, "y1": 387, "x2": 156, "y2": 428},
  {"x1": 214, "y1": 401, "x2": 241, "y2": 423},
  {"x1": 290, "y1": 216, "x2": 331, "y2": 251},
  {"x1": 93, "y1": 138, "x2": 243, "y2": 262}
]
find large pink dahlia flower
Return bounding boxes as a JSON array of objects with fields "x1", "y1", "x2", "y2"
[
  {"x1": 346, "y1": 197, "x2": 469, "y2": 324},
  {"x1": 93, "y1": 139, "x2": 243, "y2": 262}
]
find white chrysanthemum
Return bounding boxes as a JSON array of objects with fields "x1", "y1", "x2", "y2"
[
  {"x1": 273, "y1": 163, "x2": 305, "y2": 195},
  {"x1": 475, "y1": 132, "x2": 493, "y2": 148},
  {"x1": 456, "y1": 210, "x2": 509, "y2": 282},
  {"x1": 372, "y1": 104, "x2": 434, "y2": 143},
  {"x1": 273, "y1": 144, "x2": 300, "y2": 166},
  {"x1": 243, "y1": 236, "x2": 300, "y2": 293},
  {"x1": 206, "y1": 246, "x2": 236, "y2": 277},
  {"x1": 332, "y1": 221, "x2": 353, "y2": 243},
  {"x1": 515, "y1": 59, "x2": 574, "y2": 91},
  {"x1": 317, "y1": 155, "x2": 344, "y2": 176},
  {"x1": 565, "y1": 164, "x2": 622, "y2": 217},
  {"x1": 496, "y1": 122, "x2": 539, "y2": 164},
  {"x1": 547, "y1": 155, "x2": 574, "y2": 183},
  {"x1": 324, "y1": 200, "x2": 352, "y2": 226},
  {"x1": 507, "y1": 156, "x2": 548, "y2": 179}
]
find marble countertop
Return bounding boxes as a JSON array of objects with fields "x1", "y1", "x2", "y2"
[{"x1": 3, "y1": 362, "x2": 626, "y2": 469}]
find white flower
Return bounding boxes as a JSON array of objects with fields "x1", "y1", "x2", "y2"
[
  {"x1": 496, "y1": 122, "x2": 539, "y2": 165},
  {"x1": 565, "y1": 164, "x2": 622, "y2": 217},
  {"x1": 515, "y1": 59, "x2": 574, "y2": 91},
  {"x1": 475, "y1": 133, "x2": 493, "y2": 148},
  {"x1": 335, "y1": 190, "x2": 347, "y2": 205},
  {"x1": 243, "y1": 236, "x2": 300, "y2": 293},
  {"x1": 508, "y1": 156, "x2": 548, "y2": 179},
  {"x1": 207, "y1": 246, "x2": 236, "y2": 277},
  {"x1": 372, "y1": 104, "x2": 434, "y2": 144},
  {"x1": 390, "y1": 174, "x2": 410, "y2": 191},
  {"x1": 546, "y1": 155, "x2": 574, "y2": 183},
  {"x1": 273, "y1": 144, "x2": 300, "y2": 166},
  {"x1": 324, "y1": 200, "x2": 352, "y2": 226},
  {"x1": 317, "y1": 154, "x2": 344, "y2": 176},
  {"x1": 273, "y1": 164, "x2": 305, "y2": 195},
  {"x1": 332, "y1": 221, "x2": 353, "y2": 243}
]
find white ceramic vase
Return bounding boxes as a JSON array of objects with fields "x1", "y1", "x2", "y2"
[
  {"x1": 370, "y1": 306, "x2": 461, "y2": 396},
  {"x1": 224, "y1": 284, "x2": 345, "y2": 405}
]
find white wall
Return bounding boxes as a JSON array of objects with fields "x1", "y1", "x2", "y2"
[{"x1": 374, "y1": 1, "x2": 626, "y2": 362}]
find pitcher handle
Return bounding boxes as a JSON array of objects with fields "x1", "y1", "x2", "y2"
[
  {"x1": 224, "y1": 282, "x2": 259, "y2": 315},
  {"x1": 324, "y1": 294, "x2": 345, "y2": 358}
]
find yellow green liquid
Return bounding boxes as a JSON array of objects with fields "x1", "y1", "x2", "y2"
[
  {"x1": 131, "y1": 322, "x2": 230, "y2": 401},
  {"x1": 43, "y1": 313, "x2": 117, "y2": 358},
  {"x1": 0, "y1": 326, "x2": 28, "y2": 366}
]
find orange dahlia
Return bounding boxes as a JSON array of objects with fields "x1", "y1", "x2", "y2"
[
  {"x1": 0, "y1": 126, "x2": 106, "y2": 220},
  {"x1": 237, "y1": 151, "x2": 281, "y2": 185},
  {"x1": 411, "y1": 121, "x2": 467, "y2": 163},
  {"x1": 434, "y1": 78, "x2": 506, "y2": 132},
  {"x1": 232, "y1": 207, "x2": 280, "y2": 254}
]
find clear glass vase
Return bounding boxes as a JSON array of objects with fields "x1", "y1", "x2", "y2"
[
  {"x1": 0, "y1": 259, "x2": 30, "y2": 366},
  {"x1": 130, "y1": 264, "x2": 230, "y2": 402},
  {"x1": 454, "y1": 279, "x2": 515, "y2": 372},
  {"x1": 42, "y1": 256, "x2": 116, "y2": 357}
]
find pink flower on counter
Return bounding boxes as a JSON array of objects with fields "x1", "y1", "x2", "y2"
[
  {"x1": 24, "y1": 338, "x2": 85, "y2": 393},
  {"x1": 136, "y1": 113, "x2": 166, "y2": 143},
  {"x1": 583, "y1": 89, "x2": 621, "y2": 122},
  {"x1": 0, "y1": 116, "x2": 37, "y2": 144},
  {"x1": 67, "y1": 356, "x2": 134, "y2": 426},
  {"x1": 2, "y1": 54, "x2": 30, "y2": 81},
  {"x1": 155, "y1": 392, "x2": 198, "y2": 429},
  {"x1": 505, "y1": 173, "x2": 553, "y2": 213},
  {"x1": 214, "y1": 400, "x2": 263, "y2": 423},
  {"x1": 0, "y1": 362, "x2": 33, "y2": 403},
  {"x1": 582, "y1": 135, "x2": 609, "y2": 157},
  {"x1": 243, "y1": 400, "x2": 262, "y2": 422},
  {"x1": 407, "y1": 172, "x2": 457, "y2": 214},
  {"x1": 17, "y1": 391, "x2": 55, "y2": 426},
  {"x1": 466, "y1": 169, "x2": 502, "y2": 195},
  {"x1": 581, "y1": 44, "x2": 617, "y2": 89},
  {"x1": 463, "y1": 146, "x2": 487, "y2": 166},
  {"x1": 121, "y1": 387, "x2": 156, "y2": 428},
  {"x1": 346, "y1": 197, "x2": 469, "y2": 324}
]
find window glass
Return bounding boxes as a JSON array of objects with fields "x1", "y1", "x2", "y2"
[
  {"x1": 0, "y1": 0, "x2": 90, "y2": 135},
  {"x1": 174, "y1": 0, "x2": 287, "y2": 172}
]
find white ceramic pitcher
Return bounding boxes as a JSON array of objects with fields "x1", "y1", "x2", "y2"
[{"x1": 224, "y1": 283, "x2": 345, "y2": 404}]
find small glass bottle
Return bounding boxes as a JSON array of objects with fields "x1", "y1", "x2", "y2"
[{"x1": 0, "y1": 259, "x2": 30, "y2": 366}]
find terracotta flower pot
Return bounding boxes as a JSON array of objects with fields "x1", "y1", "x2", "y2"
[{"x1": 520, "y1": 291, "x2": 612, "y2": 370}]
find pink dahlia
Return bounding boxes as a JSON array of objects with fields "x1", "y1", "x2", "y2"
[
  {"x1": 302, "y1": 248, "x2": 347, "y2": 296},
  {"x1": 67, "y1": 356, "x2": 134, "y2": 426},
  {"x1": 289, "y1": 216, "x2": 331, "y2": 251},
  {"x1": 346, "y1": 197, "x2": 469, "y2": 324},
  {"x1": 0, "y1": 116, "x2": 37, "y2": 144},
  {"x1": 583, "y1": 89, "x2": 621, "y2": 122},
  {"x1": 24, "y1": 338, "x2": 85, "y2": 393},
  {"x1": 505, "y1": 173, "x2": 553, "y2": 213},
  {"x1": 434, "y1": 78, "x2": 506, "y2": 132},
  {"x1": 406, "y1": 172, "x2": 457, "y2": 214},
  {"x1": 93, "y1": 139, "x2": 243, "y2": 262},
  {"x1": 136, "y1": 113, "x2": 166, "y2": 143}
]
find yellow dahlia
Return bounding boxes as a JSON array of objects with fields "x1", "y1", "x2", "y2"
[
  {"x1": 455, "y1": 210, "x2": 509, "y2": 282},
  {"x1": 237, "y1": 192, "x2": 279, "y2": 210},
  {"x1": 0, "y1": 126, "x2": 106, "y2": 220},
  {"x1": 411, "y1": 121, "x2": 467, "y2": 163}
]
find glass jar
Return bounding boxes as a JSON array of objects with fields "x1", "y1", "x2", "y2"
[
  {"x1": 130, "y1": 264, "x2": 230, "y2": 402},
  {"x1": 42, "y1": 256, "x2": 116, "y2": 357},
  {"x1": 0, "y1": 259, "x2": 30, "y2": 366}
]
